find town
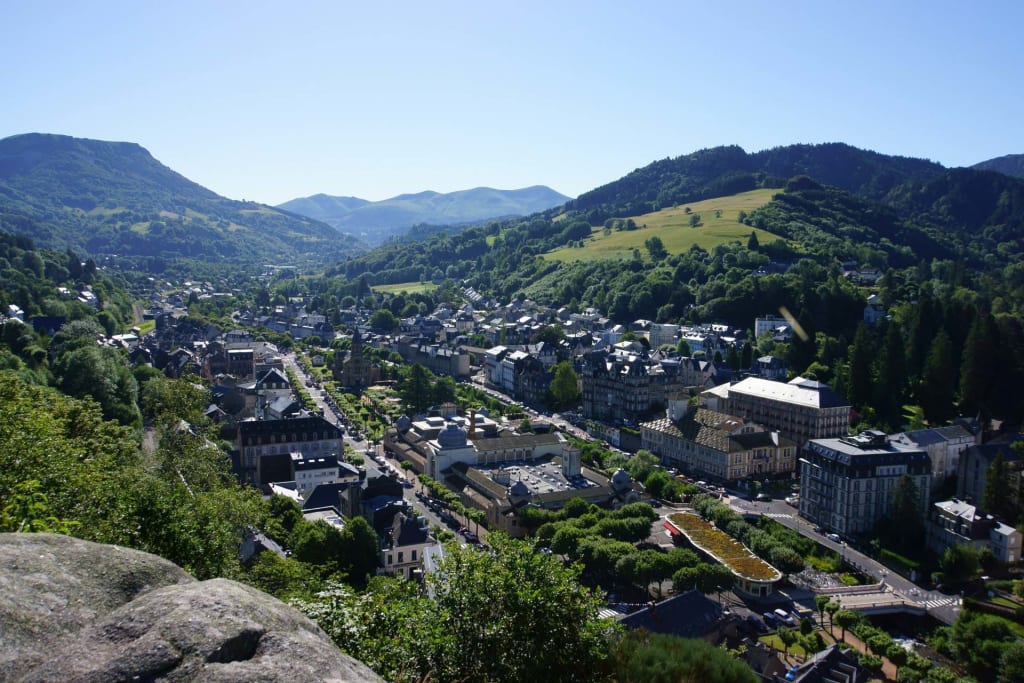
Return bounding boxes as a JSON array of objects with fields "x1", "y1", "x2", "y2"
[{"x1": 43, "y1": 269, "x2": 1011, "y2": 683}]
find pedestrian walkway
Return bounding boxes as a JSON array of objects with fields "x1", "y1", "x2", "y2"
[{"x1": 762, "y1": 512, "x2": 793, "y2": 520}]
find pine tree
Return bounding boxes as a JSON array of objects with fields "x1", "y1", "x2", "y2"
[
  {"x1": 919, "y1": 330, "x2": 955, "y2": 424},
  {"x1": 847, "y1": 323, "x2": 874, "y2": 408},
  {"x1": 874, "y1": 322, "x2": 907, "y2": 431},
  {"x1": 959, "y1": 312, "x2": 997, "y2": 418},
  {"x1": 982, "y1": 451, "x2": 1013, "y2": 520}
]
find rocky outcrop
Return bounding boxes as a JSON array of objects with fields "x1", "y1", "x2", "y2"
[{"x1": 0, "y1": 533, "x2": 382, "y2": 683}]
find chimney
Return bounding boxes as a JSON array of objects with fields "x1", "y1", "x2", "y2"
[{"x1": 469, "y1": 409, "x2": 477, "y2": 440}]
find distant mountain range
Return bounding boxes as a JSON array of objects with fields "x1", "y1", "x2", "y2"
[
  {"x1": 973, "y1": 154, "x2": 1024, "y2": 179},
  {"x1": 0, "y1": 132, "x2": 1019, "y2": 273},
  {"x1": 279, "y1": 186, "x2": 571, "y2": 246},
  {"x1": 0, "y1": 133, "x2": 364, "y2": 268}
]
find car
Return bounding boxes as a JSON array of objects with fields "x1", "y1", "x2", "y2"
[
  {"x1": 826, "y1": 533, "x2": 841, "y2": 543},
  {"x1": 762, "y1": 611, "x2": 777, "y2": 625},
  {"x1": 746, "y1": 614, "x2": 768, "y2": 632},
  {"x1": 774, "y1": 608, "x2": 796, "y2": 626},
  {"x1": 755, "y1": 493, "x2": 772, "y2": 502}
]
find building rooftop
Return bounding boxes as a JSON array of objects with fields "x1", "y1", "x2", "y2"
[{"x1": 721, "y1": 376, "x2": 850, "y2": 409}]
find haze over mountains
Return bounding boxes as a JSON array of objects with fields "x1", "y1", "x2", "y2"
[{"x1": 278, "y1": 185, "x2": 571, "y2": 246}]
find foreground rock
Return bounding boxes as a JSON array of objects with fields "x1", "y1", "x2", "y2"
[{"x1": 0, "y1": 534, "x2": 382, "y2": 683}]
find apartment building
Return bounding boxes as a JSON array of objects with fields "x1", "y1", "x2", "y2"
[
  {"x1": 641, "y1": 407, "x2": 797, "y2": 482},
  {"x1": 701, "y1": 376, "x2": 850, "y2": 449},
  {"x1": 236, "y1": 415, "x2": 343, "y2": 486},
  {"x1": 799, "y1": 431, "x2": 931, "y2": 537}
]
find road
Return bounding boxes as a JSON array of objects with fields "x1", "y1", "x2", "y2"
[
  {"x1": 283, "y1": 353, "x2": 477, "y2": 540},
  {"x1": 723, "y1": 494, "x2": 961, "y2": 624}
]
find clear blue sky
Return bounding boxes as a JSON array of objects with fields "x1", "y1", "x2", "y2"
[{"x1": 2, "y1": 2, "x2": 1021, "y2": 204}]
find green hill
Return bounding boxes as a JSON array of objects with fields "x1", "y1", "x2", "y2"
[
  {"x1": 546, "y1": 189, "x2": 778, "y2": 262},
  {"x1": 0, "y1": 133, "x2": 366, "y2": 268}
]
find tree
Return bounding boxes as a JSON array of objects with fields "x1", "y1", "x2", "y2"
[
  {"x1": 890, "y1": 474, "x2": 925, "y2": 552},
  {"x1": 677, "y1": 338, "x2": 692, "y2": 356},
  {"x1": 888, "y1": 643, "x2": 909, "y2": 678},
  {"x1": 959, "y1": 312, "x2": 997, "y2": 418},
  {"x1": 623, "y1": 449, "x2": 660, "y2": 483},
  {"x1": 689, "y1": 213, "x2": 701, "y2": 227},
  {"x1": 940, "y1": 544, "x2": 979, "y2": 584},
  {"x1": 428, "y1": 533, "x2": 616, "y2": 682},
  {"x1": 644, "y1": 236, "x2": 668, "y2": 261},
  {"x1": 999, "y1": 640, "x2": 1024, "y2": 683},
  {"x1": 982, "y1": 451, "x2": 1014, "y2": 521},
  {"x1": 399, "y1": 363, "x2": 433, "y2": 413},
  {"x1": 815, "y1": 594, "x2": 831, "y2": 626},
  {"x1": 834, "y1": 609, "x2": 859, "y2": 642},
  {"x1": 747, "y1": 230, "x2": 759, "y2": 250},
  {"x1": 874, "y1": 321, "x2": 908, "y2": 430},
  {"x1": 825, "y1": 600, "x2": 840, "y2": 632},
  {"x1": 368, "y1": 308, "x2": 398, "y2": 332},
  {"x1": 550, "y1": 361, "x2": 581, "y2": 406},
  {"x1": 847, "y1": 323, "x2": 875, "y2": 407},
  {"x1": 919, "y1": 330, "x2": 956, "y2": 424},
  {"x1": 778, "y1": 626, "x2": 797, "y2": 655},
  {"x1": 613, "y1": 630, "x2": 757, "y2": 683}
]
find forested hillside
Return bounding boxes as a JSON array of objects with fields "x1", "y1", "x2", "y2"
[
  {"x1": 973, "y1": 153, "x2": 1024, "y2": 179},
  {"x1": 0, "y1": 133, "x2": 365, "y2": 268}
]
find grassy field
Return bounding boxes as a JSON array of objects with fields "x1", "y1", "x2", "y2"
[
  {"x1": 544, "y1": 188, "x2": 780, "y2": 263},
  {"x1": 372, "y1": 281, "x2": 439, "y2": 295}
]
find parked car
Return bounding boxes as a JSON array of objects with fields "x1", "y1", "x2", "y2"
[
  {"x1": 746, "y1": 614, "x2": 768, "y2": 632},
  {"x1": 774, "y1": 608, "x2": 796, "y2": 626},
  {"x1": 762, "y1": 612, "x2": 777, "y2": 625},
  {"x1": 826, "y1": 533, "x2": 841, "y2": 543},
  {"x1": 755, "y1": 493, "x2": 772, "y2": 502}
]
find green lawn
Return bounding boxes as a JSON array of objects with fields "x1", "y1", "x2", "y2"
[
  {"x1": 759, "y1": 633, "x2": 808, "y2": 657},
  {"x1": 371, "y1": 281, "x2": 440, "y2": 295},
  {"x1": 544, "y1": 188, "x2": 780, "y2": 263}
]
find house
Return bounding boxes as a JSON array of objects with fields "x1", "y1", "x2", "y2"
[
  {"x1": 890, "y1": 422, "x2": 980, "y2": 492},
  {"x1": 380, "y1": 511, "x2": 434, "y2": 580},
  {"x1": 618, "y1": 590, "x2": 728, "y2": 640},
  {"x1": 754, "y1": 314, "x2": 791, "y2": 340},
  {"x1": 957, "y1": 433, "x2": 1023, "y2": 518},
  {"x1": 863, "y1": 293, "x2": 886, "y2": 324},
  {"x1": 774, "y1": 644, "x2": 868, "y2": 683},
  {"x1": 928, "y1": 498, "x2": 1022, "y2": 564},
  {"x1": 755, "y1": 355, "x2": 787, "y2": 380}
]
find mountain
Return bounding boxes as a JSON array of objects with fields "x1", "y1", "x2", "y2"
[
  {"x1": 0, "y1": 133, "x2": 365, "y2": 268},
  {"x1": 571, "y1": 143, "x2": 946, "y2": 220},
  {"x1": 340, "y1": 142, "x2": 1024, "y2": 314},
  {"x1": 973, "y1": 154, "x2": 1024, "y2": 179},
  {"x1": 276, "y1": 193, "x2": 371, "y2": 223},
  {"x1": 279, "y1": 185, "x2": 570, "y2": 245}
]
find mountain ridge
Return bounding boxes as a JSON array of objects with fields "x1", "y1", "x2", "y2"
[
  {"x1": 972, "y1": 153, "x2": 1024, "y2": 179},
  {"x1": 0, "y1": 133, "x2": 365, "y2": 268},
  {"x1": 279, "y1": 184, "x2": 570, "y2": 245}
]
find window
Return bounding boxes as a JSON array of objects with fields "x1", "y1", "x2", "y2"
[
  {"x1": 412, "y1": 550, "x2": 417, "y2": 561},
  {"x1": 398, "y1": 552, "x2": 404, "y2": 563}
]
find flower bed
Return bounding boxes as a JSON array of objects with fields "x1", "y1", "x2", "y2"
[{"x1": 668, "y1": 512, "x2": 782, "y2": 583}]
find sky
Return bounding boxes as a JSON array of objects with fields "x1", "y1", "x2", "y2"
[{"x1": 2, "y1": 1, "x2": 1022, "y2": 205}]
